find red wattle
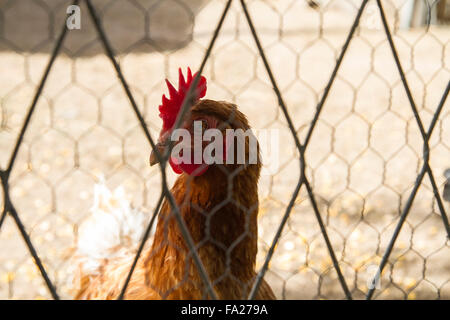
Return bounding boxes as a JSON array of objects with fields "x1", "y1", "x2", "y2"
[
  {"x1": 169, "y1": 157, "x2": 209, "y2": 176},
  {"x1": 169, "y1": 157, "x2": 183, "y2": 174}
]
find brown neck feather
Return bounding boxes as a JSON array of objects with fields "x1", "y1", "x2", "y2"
[{"x1": 149, "y1": 162, "x2": 261, "y2": 281}]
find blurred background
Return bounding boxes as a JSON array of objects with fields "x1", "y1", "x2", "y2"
[{"x1": 0, "y1": 0, "x2": 449, "y2": 299}]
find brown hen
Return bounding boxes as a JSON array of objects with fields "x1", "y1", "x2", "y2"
[{"x1": 73, "y1": 69, "x2": 275, "y2": 300}]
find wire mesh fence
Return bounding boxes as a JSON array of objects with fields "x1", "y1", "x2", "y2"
[{"x1": 0, "y1": 0, "x2": 449, "y2": 300}]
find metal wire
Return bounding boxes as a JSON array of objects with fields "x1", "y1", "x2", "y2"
[
  {"x1": 0, "y1": 0, "x2": 81, "y2": 300},
  {"x1": 84, "y1": 0, "x2": 222, "y2": 300},
  {"x1": 365, "y1": 0, "x2": 449, "y2": 299},
  {"x1": 0, "y1": 0, "x2": 448, "y2": 300}
]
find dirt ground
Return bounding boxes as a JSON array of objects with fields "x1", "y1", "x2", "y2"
[{"x1": 0, "y1": 0, "x2": 449, "y2": 299}]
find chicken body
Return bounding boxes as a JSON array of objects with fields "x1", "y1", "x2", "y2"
[{"x1": 74, "y1": 100, "x2": 275, "y2": 300}]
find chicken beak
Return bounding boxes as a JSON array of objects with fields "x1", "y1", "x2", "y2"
[{"x1": 149, "y1": 142, "x2": 167, "y2": 166}]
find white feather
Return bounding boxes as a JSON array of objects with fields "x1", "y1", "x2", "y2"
[{"x1": 75, "y1": 178, "x2": 154, "y2": 276}]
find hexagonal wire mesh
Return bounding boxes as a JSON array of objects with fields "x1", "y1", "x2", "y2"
[{"x1": 0, "y1": 0, "x2": 449, "y2": 299}]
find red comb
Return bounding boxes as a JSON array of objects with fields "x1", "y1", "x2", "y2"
[{"x1": 159, "y1": 67, "x2": 207, "y2": 133}]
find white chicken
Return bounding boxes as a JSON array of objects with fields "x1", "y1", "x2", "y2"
[{"x1": 71, "y1": 178, "x2": 153, "y2": 284}]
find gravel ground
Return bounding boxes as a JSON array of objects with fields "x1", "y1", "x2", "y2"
[{"x1": 0, "y1": 0, "x2": 449, "y2": 299}]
